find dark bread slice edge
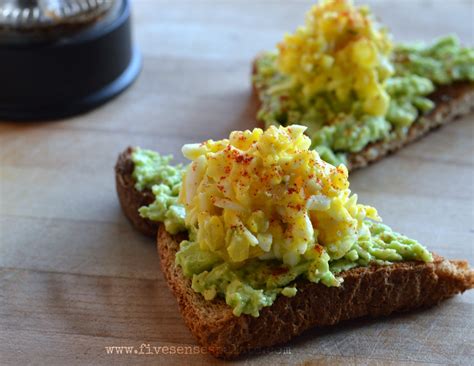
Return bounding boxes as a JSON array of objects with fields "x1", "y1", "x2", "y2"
[
  {"x1": 251, "y1": 55, "x2": 474, "y2": 170},
  {"x1": 115, "y1": 147, "x2": 159, "y2": 237},
  {"x1": 114, "y1": 149, "x2": 474, "y2": 359},
  {"x1": 157, "y1": 224, "x2": 474, "y2": 359}
]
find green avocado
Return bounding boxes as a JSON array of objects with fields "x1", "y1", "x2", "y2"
[
  {"x1": 176, "y1": 221, "x2": 431, "y2": 317},
  {"x1": 131, "y1": 148, "x2": 186, "y2": 234}
]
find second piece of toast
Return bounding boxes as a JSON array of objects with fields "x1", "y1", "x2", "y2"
[{"x1": 251, "y1": 56, "x2": 474, "y2": 171}]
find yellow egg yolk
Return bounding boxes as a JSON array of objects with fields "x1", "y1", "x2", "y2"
[
  {"x1": 179, "y1": 125, "x2": 380, "y2": 266},
  {"x1": 277, "y1": 0, "x2": 394, "y2": 116}
]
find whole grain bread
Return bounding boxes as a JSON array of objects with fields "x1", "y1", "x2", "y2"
[
  {"x1": 114, "y1": 149, "x2": 474, "y2": 359},
  {"x1": 157, "y1": 224, "x2": 473, "y2": 359},
  {"x1": 251, "y1": 56, "x2": 474, "y2": 170}
]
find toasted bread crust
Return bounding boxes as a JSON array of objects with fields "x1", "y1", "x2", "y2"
[
  {"x1": 251, "y1": 56, "x2": 474, "y2": 170},
  {"x1": 157, "y1": 225, "x2": 474, "y2": 359},
  {"x1": 115, "y1": 147, "x2": 159, "y2": 237}
]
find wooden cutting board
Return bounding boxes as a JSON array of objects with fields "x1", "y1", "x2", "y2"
[{"x1": 1, "y1": 1, "x2": 472, "y2": 365}]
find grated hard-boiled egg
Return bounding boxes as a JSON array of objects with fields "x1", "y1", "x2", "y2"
[
  {"x1": 277, "y1": 0, "x2": 393, "y2": 117},
  {"x1": 179, "y1": 125, "x2": 380, "y2": 267}
]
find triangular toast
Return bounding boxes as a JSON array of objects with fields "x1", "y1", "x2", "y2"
[
  {"x1": 115, "y1": 149, "x2": 474, "y2": 359},
  {"x1": 157, "y1": 224, "x2": 473, "y2": 359}
]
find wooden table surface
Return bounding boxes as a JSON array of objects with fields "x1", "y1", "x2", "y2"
[{"x1": 1, "y1": 1, "x2": 473, "y2": 365}]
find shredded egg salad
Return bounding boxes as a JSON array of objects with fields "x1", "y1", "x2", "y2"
[
  {"x1": 164, "y1": 125, "x2": 431, "y2": 317},
  {"x1": 277, "y1": 0, "x2": 393, "y2": 117},
  {"x1": 254, "y1": 0, "x2": 474, "y2": 166}
]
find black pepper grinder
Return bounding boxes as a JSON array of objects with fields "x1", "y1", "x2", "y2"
[{"x1": 0, "y1": 0, "x2": 141, "y2": 121}]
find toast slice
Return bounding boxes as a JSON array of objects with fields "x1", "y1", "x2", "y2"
[
  {"x1": 251, "y1": 56, "x2": 474, "y2": 171},
  {"x1": 158, "y1": 224, "x2": 473, "y2": 359},
  {"x1": 115, "y1": 149, "x2": 473, "y2": 359}
]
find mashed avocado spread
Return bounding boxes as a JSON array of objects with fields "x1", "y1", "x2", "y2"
[
  {"x1": 131, "y1": 148, "x2": 186, "y2": 234},
  {"x1": 253, "y1": 0, "x2": 474, "y2": 166},
  {"x1": 132, "y1": 126, "x2": 432, "y2": 317}
]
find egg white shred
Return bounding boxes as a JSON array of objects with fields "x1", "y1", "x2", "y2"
[{"x1": 179, "y1": 125, "x2": 381, "y2": 272}]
